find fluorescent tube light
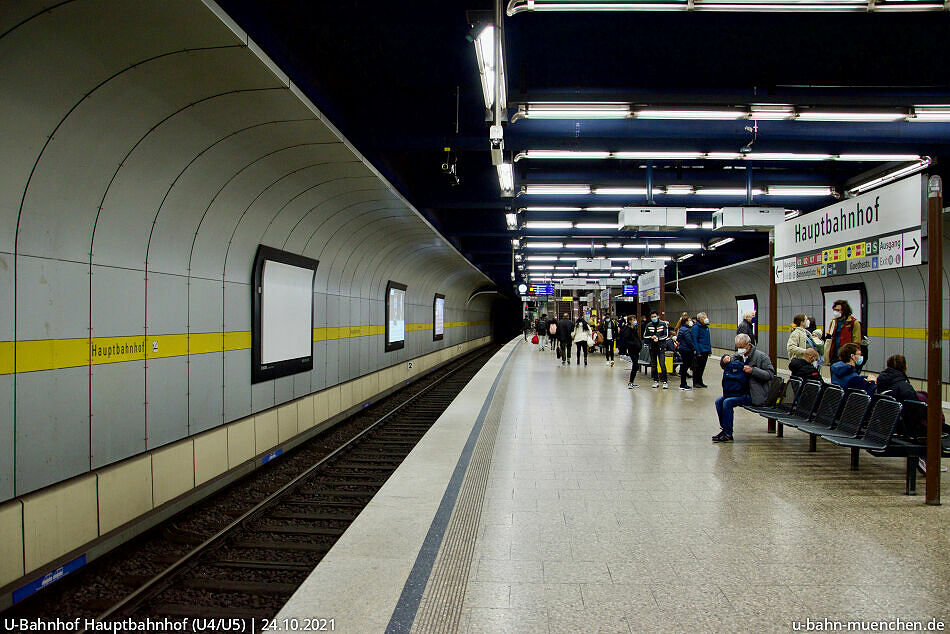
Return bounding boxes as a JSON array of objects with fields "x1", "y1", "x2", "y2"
[
  {"x1": 505, "y1": 213, "x2": 518, "y2": 229},
  {"x1": 910, "y1": 106, "x2": 950, "y2": 122},
  {"x1": 606, "y1": 243, "x2": 623, "y2": 248},
  {"x1": 613, "y1": 151, "x2": 704, "y2": 160},
  {"x1": 749, "y1": 105, "x2": 796, "y2": 120},
  {"x1": 784, "y1": 210, "x2": 802, "y2": 220},
  {"x1": 846, "y1": 158, "x2": 932, "y2": 195},
  {"x1": 565, "y1": 242, "x2": 605, "y2": 248},
  {"x1": 528, "y1": 265, "x2": 554, "y2": 270},
  {"x1": 497, "y1": 162, "x2": 514, "y2": 195},
  {"x1": 525, "y1": 221, "x2": 573, "y2": 229},
  {"x1": 744, "y1": 153, "x2": 832, "y2": 161},
  {"x1": 677, "y1": 253, "x2": 694, "y2": 261},
  {"x1": 636, "y1": 109, "x2": 745, "y2": 120},
  {"x1": 663, "y1": 185, "x2": 696, "y2": 195},
  {"x1": 522, "y1": 103, "x2": 631, "y2": 119},
  {"x1": 708, "y1": 237, "x2": 735, "y2": 249},
  {"x1": 518, "y1": 150, "x2": 610, "y2": 160},
  {"x1": 705, "y1": 152, "x2": 743, "y2": 160},
  {"x1": 524, "y1": 184, "x2": 591, "y2": 195},
  {"x1": 795, "y1": 111, "x2": 905, "y2": 122},
  {"x1": 555, "y1": 266, "x2": 575, "y2": 270},
  {"x1": 695, "y1": 188, "x2": 763, "y2": 196},
  {"x1": 511, "y1": 238, "x2": 520, "y2": 246},
  {"x1": 575, "y1": 223, "x2": 621, "y2": 229},
  {"x1": 622, "y1": 244, "x2": 648, "y2": 249},
  {"x1": 523, "y1": 206, "x2": 583, "y2": 211},
  {"x1": 526, "y1": 242, "x2": 563, "y2": 249},
  {"x1": 473, "y1": 26, "x2": 506, "y2": 110},
  {"x1": 594, "y1": 187, "x2": 659, "y2": 195},
  {"x1": 701, "y1": 221, "x2": 714, "y2": 229},
  {"x1": 663, "y1": 242, "x2": 703, "y2": 250},
  {"x1": 526, "y1": 256, "x2": 559, "y2": 261},
  {"x1": 835, "y1": 154, "x2": 922, "y2": 162},
  {"x1": 765, "y1": 186, "x2": 834, "y2": 196},
  {"x1": 584, "y1": 206, "x2": 624, "y2": 212}
]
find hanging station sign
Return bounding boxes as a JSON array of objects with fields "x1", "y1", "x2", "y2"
[
  {"x1": 773, "y1": 174, "x2": 925, "y2": 284},
  {"x1": 638, "y1": 270, "x2": 660, "y2": 303}
]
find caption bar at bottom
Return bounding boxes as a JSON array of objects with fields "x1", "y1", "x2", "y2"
[{"x1": 792, "y1": 617, "x2": 946, "y2": 632}]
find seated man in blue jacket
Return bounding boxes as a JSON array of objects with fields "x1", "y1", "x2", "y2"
[{"x1": 830, "y1": 342, "x2": 876, "y2": 395}]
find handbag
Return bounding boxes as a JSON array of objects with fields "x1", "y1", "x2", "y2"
[
  {"x1": 531, "y1": 334, "x2": 539, "y2": 344},
  {"x1": 556, "y1": 345, "x2": 562, "y2": 359}
]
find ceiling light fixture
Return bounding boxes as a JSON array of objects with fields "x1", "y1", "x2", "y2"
[
  {"x1": 795, "y1": 111, "x2": 905, "y2": 122},
  {"x1": 473, "y1": 26, "x2": 506, "y2": 111},
  {"x1": 677, "y1": 253, "x2": 695, "y2": 261},
  {"x1": 523, "y1": 206, "x2": 583, "y2": 211},
  {"x1": 575, "y1": 223, "x2": 621, "y2": 229},
  {"x1": 910, "y1": 105, "x2": 950, "y2": 122},
  {"x1": 708, "y1": 237, "x2": 735, "y2": 249},
  {"x1": 526, "y1": 255, "x2": 559, "y2": 261},
  {"x1": 636, "y1": 109, "x2": 745, "y2": 120},
  {"x1": 526, "y1": 242, "x2": 564, "y2": 249},
  {"x1": 525, "y1": 221, "x2": 573, "y2": 229},
  {"x1": 516, "y1": 149, "x2": 923, "y2": 163},
  {"x1": 507, "y1": 0, "x2": 946, "y2": 13},
  {"x1": 518, "y1": 103, "x2": 632, "y2": 120},
  {"x1": 765, "y1": 186, "x2": 835, "y2": 197},
  {"x1": 846, "y1": 158, "x2": 932, "y2": 195},
  {"x1": 695, "y1": 187, "x2": 764, "y2": 196},
  {"x1": 663, "y1": 242, "x2": 703, "y2": 250},
  {"x1": 523, "y1": 184, "x2": 591, "y2": 195},
  {"x1": 505, "y1": 213, "x2": 518, "y2": 230},
  {"x1": 497, "y1": 162, "x2": 514, "y2": 196}
]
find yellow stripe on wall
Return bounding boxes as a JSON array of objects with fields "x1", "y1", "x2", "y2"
[
  {"x1": 710, "y1": 324, "x2": 948, "y2": 339},
  {"x1": 1, "y1": 320, "x2": 488, "y2": 375}
]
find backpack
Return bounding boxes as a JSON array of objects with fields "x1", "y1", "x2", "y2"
[
  {"x1": 721, "y1": 358, "x2": 750, "y2": 397},
  {"x1": 549, "y1": 322, "x2": 557, "y2": 335}
]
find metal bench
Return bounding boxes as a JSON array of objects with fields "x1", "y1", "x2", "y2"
[
  {"x1": 773, "y1": 381, "x2": 824, "y2": 431},
  {"x1": 786, "y1": 384, "x2": 845, "y2": 451}
]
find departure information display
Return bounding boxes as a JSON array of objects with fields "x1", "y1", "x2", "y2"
[
  {"x1": 622, "y1": 284, "x2": 638, "y2": 296},
  {"x1": 528, "y1": 284, "x2": 554, "y2": 295}
]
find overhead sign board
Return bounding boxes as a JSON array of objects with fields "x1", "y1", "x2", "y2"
[
  {"x1": 773, "y1": 175, "x2": 925, "y2": 284},
  {"x1": 623, "y1": 284, "x2": 638, "y2": 296},
  {"x1": 528, "y1": 283, "x2": 554, "y2": 295},
  {"x1": 638, "y1": 270, "x2": 660, "y2": 303}
]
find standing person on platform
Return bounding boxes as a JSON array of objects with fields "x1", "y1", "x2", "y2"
[
  {"x1": 691, "y1": 312, "x2": 712, "y2": 388},
  {"x1": 556, "y1": 312, "x2": 574, "y2": 365},
  {"x1": 675, "y1": 314, "x2": 695, "y2": 391},
  {"x1": 536, "y1": 314, "x2": 549, "y2": 351},
  {"x1": 713, "y1": 333, "x2": 775, "y2": 442},
  {"x1": 737, "y1": 310, "x2": 757, "y2": 346},
  {"x1": 643, "y1": 311, "x2": 669, "y2": 389},
  {"x1": 572, "y1": 317, "x2": 593, "y2": 366},
  {"x1": 625, "y1": 315, "x2": 643, "y2": 388},
  {"x1": 787, "y1": 313, "x2": 824, "y2": 367},
  {"x1": 824, "y1": 299, "x2": 861, "y2": 369},
  {"x1": 600, "y1": 313, "x2": 618, "y2": 366},
  {"x1": 548, "y1": 317, "x2": 558, "y2": 351},
  {"x1": 522, "y1": 315, "x2": 531, "y2": 341}
]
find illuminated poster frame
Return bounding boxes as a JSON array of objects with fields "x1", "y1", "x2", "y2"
[
  {"x1": 433, "y1": 293, "x2": 445, "y2": 341},
  {"x1": 385, "y1": 280, "x2": 408, "y2": 352}
]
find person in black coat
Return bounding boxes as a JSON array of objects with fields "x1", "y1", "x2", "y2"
[
  {"x1": 622, "y1": 316, "x2": 643, "y2": 388},
  {"x1": 788, "y1": 348, "x2": 824, "y2": 383},
  {"x1": 674, "y1": 315, "x2": 695, "y2": 390},
  {"x1": 556, "y1": 313, "x2": 575, "y2": 364},
  {"x1": 875, "y1": 354, "x2": 919, "y2": 403},
  {"x1": 535, "y1": 314, "x2": 549, "y2": 350}
]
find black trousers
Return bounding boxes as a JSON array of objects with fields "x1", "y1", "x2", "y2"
[
  {"x1": 629, "y1": 361, "x2": 639, "y2": 383},
  {"x1": 559, "y1": 338, "x2": 572, "y2": 360},
  {"x1": 575, "y1": 341, "x2": 588, "y2": 363},
  {"x1": 693, "y1": 352, "x2": 709, "y2": 386},
  {"x1": 650, "y1": 347, "x2": 667, "y2": 382},
  {"x1": 603, "y1": 340, "x2": 614, "y2": 361},
  {"x1": 679, "y1": 350, "x2": 694, "y2": 387}
]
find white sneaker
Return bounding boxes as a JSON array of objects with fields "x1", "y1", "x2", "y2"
[
  {"x1": 663, "y1": 382, "x2": 668, "y2": 389},
  {"x1": 652, "y1": 382, "x2": 659, "y2": 388}
]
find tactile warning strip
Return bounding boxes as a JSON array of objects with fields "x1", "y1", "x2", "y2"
[{"x1": 409, "y1": 355, "x2": 511, "y2": 634}]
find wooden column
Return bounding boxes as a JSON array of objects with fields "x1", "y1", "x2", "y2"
[
  {"x1": 767, "y1": 231, "x2": 778, "y2": 434},
  {"x1": 926, "y1": 176, "x2": 943, "y2": 505}
]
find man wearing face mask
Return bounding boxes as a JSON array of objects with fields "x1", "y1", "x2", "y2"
[
  {"x1": 824, "y1": 300, "x2": 861, "y2": 369},
  {"x1": 643, "y1": 310, "x2": 669, "y2": 389},
  {"x1": 713, "y1": 333, "x2": 775, "y2": 442},
  {"x1": 830, "y1": 343, "x2": 876, "y2": 395},
  {"x1": 690, "y1": 312, "x2": 712, "y2": 388}
]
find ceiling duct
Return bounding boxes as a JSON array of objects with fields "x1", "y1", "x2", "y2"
[{"x1": 619, "y1": 207, "x2": 687, "y2": 230}]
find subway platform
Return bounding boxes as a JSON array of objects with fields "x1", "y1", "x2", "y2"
[{"x1": 277, "y1": 338, "x2": 950, "y2": 633}]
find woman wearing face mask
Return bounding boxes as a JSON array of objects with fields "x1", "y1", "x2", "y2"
[
  {"x1": 830, "y1": 342, "x2": 875, "y2": 395},
  {"x1": 824, "y1": 300, "x2": 861, "y2": 369},
  {"x1": 787, "y1": 313, "x2": 824, "y2": 365},
  {"x1": 690, "y1": 312, "x2": 712, "y2": 388},
  {"x1": 674, "y1": 315, "x2": 695, "y2": 390}
]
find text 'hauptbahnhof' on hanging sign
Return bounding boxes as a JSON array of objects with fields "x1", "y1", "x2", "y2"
[{"x1": 772, "y1": 174, "x2": 925, "y2": 284}]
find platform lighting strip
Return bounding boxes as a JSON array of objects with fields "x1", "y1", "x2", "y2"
[
  {"x1": 514, "y1": 150, "x2": 924, "y2": 162},
  {"x1": 523, "y1": 242, "x2": 705, "y2": 251},
  {"x1": 473, "y1": 26, "x2": 506, "y2": 110},
  {"x1": 522, "y1": 184, "x2": 832, "y2": 196},
  {"x1": 497, "y1": 163, "x2": 514, "y2": 195},
  {"x1": 846, "y1": 158, "x2": 933, "y2": 195},
  {"x1": 514, "y1": 103, "x2": 950, "y2": 122},
  {"x1": 506, "y1": 0, "x2": 948, "y2": 13}
]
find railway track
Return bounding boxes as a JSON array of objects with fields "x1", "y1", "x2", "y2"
[{"x1": 4, "y1": 345, "x2": 499, "y2": 632}]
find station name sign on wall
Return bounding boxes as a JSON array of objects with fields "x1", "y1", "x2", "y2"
[{"x1": 773, "y1": 174, "x2": 924, "y2": 284}]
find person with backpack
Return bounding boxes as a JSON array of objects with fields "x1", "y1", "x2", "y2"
[
  {"x1": 824, "y1": 299, "x2": 862, "y2": 369},
  {"x1": 642, "y1": 311, "x2": 669, "y2": 389},
  {"x1": 599, "y1": 313, "x2": 618, "y2": 366},
  {"x1": 536, "y1": 314, "x2": 549, "y2": 351},
  {"x1": 787, "y1": 313, "x2": 824, "y2": 367},
  {"x1": 713, "y1": 333, "x2": 775, "y2": 442},
  {"x1": 548, "y1": 317, "x2": 558, "y2": 351},
  {"x1": 690, "y1": 312, "x2": 712, "y2": 388},
  {"x1": 674, "y1": 314, "x2": 695, "y2": 390},
  {"x1": 556, "y1": 312, "x2": 574, "y2": 365},
  {"x1": 622, "y1": 316, "x2": 643, "y2": 388}
]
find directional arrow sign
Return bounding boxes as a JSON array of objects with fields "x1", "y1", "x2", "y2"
[{"x1": 904, "y1": 235, "x2": 920, "y2": 259}]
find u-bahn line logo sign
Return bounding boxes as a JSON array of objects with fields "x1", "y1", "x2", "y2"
[{"x1": 773, "y1": 174, "x2": 925, "y2": 284}]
